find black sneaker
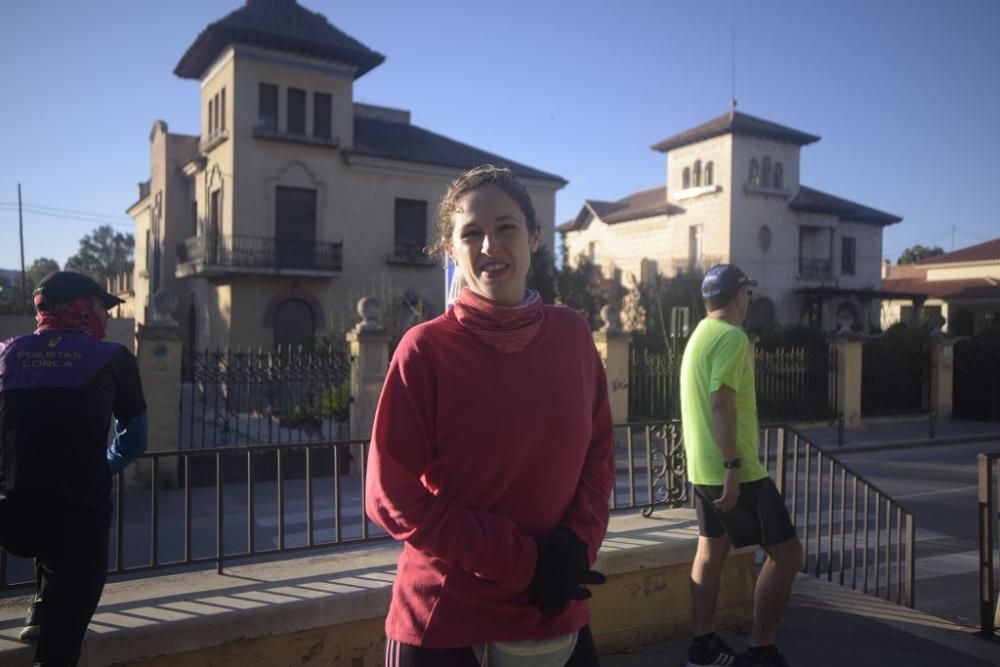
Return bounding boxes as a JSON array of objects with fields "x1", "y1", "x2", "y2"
[
  {"x1": 18, "y1": 600, "x2": 42, "y2": 642},
  {"x1": 687, "y1": 634, "x2": 740, "y2": 666},
  {"x1": 744, "y1": 647, "x2": 790, "y2": 667}
]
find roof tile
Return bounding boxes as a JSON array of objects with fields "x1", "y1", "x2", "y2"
[{"x1": 175, "y1": 0, "x2": 384, "y2": 79}]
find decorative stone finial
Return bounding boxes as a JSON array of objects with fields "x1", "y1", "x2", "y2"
[
  {"x1": 599, "y1": 304, "x2": 622, "y2": 333},
  {"x1": 150, "y1": 289, "x2": 179, "y2": 326},
  {"x1": 354, "y1": 296, "x2": 384, "y2": 333}
]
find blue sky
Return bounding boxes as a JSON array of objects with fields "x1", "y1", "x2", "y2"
[{"x1": 1, "y1": 0, "x2": 997, "y2": 273}]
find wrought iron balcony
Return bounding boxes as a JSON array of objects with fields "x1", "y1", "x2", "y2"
[
  {"x1": 176, "y1": 234, "x2": 343, "y2": 279},
  {"x1": 798, "y1": 257, "x2": 833, "y2": 281}
]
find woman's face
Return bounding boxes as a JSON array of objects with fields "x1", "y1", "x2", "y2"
[{"x1": 448, "y1": 185, "x2": 540, "y2": 306}]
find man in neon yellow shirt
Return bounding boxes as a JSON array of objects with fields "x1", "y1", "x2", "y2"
[{"x1": 680, "y1": 265, "x2": 803, "y2": 667}]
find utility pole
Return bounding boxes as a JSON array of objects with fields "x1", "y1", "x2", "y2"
[
  {"x1": 730, "y1": 27, "x2": 737, "y2": 116},
  {"x1": 18, "y1": 183, "x2": 26, "y2": 305},
  {"x1": 951, "y1": 224, "x2": 956, "y2": 252}
]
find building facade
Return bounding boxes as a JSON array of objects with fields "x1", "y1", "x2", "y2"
[
  {"x1": 126, "y1": 0, "x2": 565, "y2": 350},
  {"x1": 881, "y1": 238, "x2": 1000, "y2": 335},
  {"x1": 560, "y1": 112, "x2": 901, "y2": 333}
]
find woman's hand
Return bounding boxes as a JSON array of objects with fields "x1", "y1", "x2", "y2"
[{"x1": 527, "y1": 527, "x2": 606, "y2": 615}]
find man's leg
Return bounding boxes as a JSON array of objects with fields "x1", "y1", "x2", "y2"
[
  {"x1": 749, "y1": 536, "x2": 803, "y2": 648},
  {"x1": 690, "y1": 534, "x2": 732, "y2": 635},
  {"x1": 18, "y1": 560, "x2": 46, "y2": 641},
  {"x1": 34, "y1": 507, "x2": 109, "y2": 666}
]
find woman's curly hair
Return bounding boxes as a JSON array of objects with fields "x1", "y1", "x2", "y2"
[{"x1": 429, "y1": 164, "x2": 537, "y2": 257}]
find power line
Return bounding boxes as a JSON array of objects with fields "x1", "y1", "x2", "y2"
[
  {"x1": 0, "y1": 206, "x2": 133, "y2": 229},
  {"x1": 0, "y1": 201, "x2": 131, "y2": 223}
]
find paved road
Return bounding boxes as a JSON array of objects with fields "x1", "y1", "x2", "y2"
[{"x1": 837, "y1": 438, "x2": 1000, "y2": 627}]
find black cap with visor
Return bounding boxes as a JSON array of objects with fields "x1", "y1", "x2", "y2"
[{"x1": 33, "y1": 271, "x2": 125, "y2": 310}]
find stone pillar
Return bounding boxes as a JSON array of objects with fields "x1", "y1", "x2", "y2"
[
  {"x1": 832, "y1": 337, "x2": 863, "y2": 428},
  {"x1": 592, "y1": 304, "x2": 629, "y2": 425},
  {"x1": 135, "y1": 290, "x2": 183, "y2": 485},
  {"x1": 929, "y1": 338, "x2": 955, "y2": 421},
  {"x1": 346, "y1": 297, "x2": 391, "y2": 477},
  {"x1": 910, "y1": 297, "x2": 926, "y2": 328}
]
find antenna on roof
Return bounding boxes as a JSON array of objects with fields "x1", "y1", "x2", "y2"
[{"x1": 730, "y1": 26, "x2": 738, "y2": 118}]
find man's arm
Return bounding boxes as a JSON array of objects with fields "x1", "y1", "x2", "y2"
[{"x1": 710, "y1": 385, "x2": 740, "y2": 511}]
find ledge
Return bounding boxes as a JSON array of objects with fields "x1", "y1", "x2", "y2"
[
  {"x1": 385, "y1": 254, "x2": 438, "y2": 268},
  {"x1": 673, "y1": 185, "x2": 721, "y2": 201},
  {"x1": 0, "y1": 509, "x2": 753, "y2": 666},
  {"x1": 199, "y1": 130, "x2": 230, "y2": 154},
  {"x1": 252, "y1": 127, "x2": 340, "y2": 149},
  {"x1": 743, "y1": 184, "x2": 789, "y2": 198}
]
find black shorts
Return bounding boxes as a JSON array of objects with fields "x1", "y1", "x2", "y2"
[{"x1": 694, "y1": 477, "x2": 797, "y2": 548}]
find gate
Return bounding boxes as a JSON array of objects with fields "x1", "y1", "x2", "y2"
[
  {"x1": 755, "y1": 344, "x2": 838, "y2": 421},
  {"x1": 861, "y1": 333, "x2": 931, "y2": 416},
  {"x1": 180, "y1": 347, "x2": 351, "y2": 450}
]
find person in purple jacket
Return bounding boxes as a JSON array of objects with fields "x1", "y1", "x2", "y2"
[{"x1": 0, "y1": 271, "x2": 148, "y2": 666}]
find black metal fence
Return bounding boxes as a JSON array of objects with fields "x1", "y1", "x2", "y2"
[
  {"x1": 180, "y1": 348, "x2": 351, "y2": 451},
  {"x1": 755, "y1": 345, "x2": 838, "y2": 421},
  {"x1": 0, "y1": 422, "x2": 687, "y2": 589},
  {"x1": 611, "y1": 421, "x2": 687, "y2": 516},
  {"x1": 0, "y1": 424, "x2": 917, "y2": 611},
  {"x1": 629, "y1": 346, "x2": 685, "y2": 421},
  {"x1": 955, "y1": 338, "x2": 1000, "y2": 422},
  {"x1": 762, "y1": 425, "x2": 915, "y2": 607},
  {"x1": 630, "y1": 342, "x2": 838, "y2": 423},
  {"x1": 861, "y1": 336, "x2": 930, "y2": 416}
]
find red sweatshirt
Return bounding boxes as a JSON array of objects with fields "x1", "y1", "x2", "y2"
[{"x1": 365, "y1": 303, "x2": 614, "y2": 647}]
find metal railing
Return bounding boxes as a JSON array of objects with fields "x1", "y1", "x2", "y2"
[
  {"x1": 177, "y1": 234, "x2": 343, "y2": 273},
  {"x1": 0, "y1": 422, "x2": 685, "y2": 590},
  {"x1": 977, "y1": 452, "x2": 1000, "y2": 639},
  {"x1": 0, "y1": 423, "x2": 915, "y2": 608},
  {"x1": 611, "y1": 421, "x2": 687, "y2": 516},
  {"x1": 798, "y1": 257, "x2": 833, "y2": 281},
  {"x1": 762, "y1": 424, "x2": 916, "y2": 607}
]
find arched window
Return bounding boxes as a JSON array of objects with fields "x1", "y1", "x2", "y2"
[
  {"x1": 762, "y1": 157, "x2": 772, "y2": 189},
  {"x1": 773, "y1": 162, "x2": 784, "y2": 190},
  {"x1": 274, "y1": 298, "x2": 315, "y2": 348},
  {"x1": 749, "y1": 159, "x2": 760, "y2": 186},
  {"x1": 693, "y1": 160, "x2": 702, "y2": 187},
  {"x1": 704, "y1": 161, "x2": 714, "y2": 186},
  {"x1": 682, "y1": 167, "x2": 691, "y2": 190}
]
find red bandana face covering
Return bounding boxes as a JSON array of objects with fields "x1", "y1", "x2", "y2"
[
  {"x1": 34, "y1": 295, "x2": 107, "y2": 340},
  {"x1": 452, "y1": 288, "x2": 543, "y2": 354}
]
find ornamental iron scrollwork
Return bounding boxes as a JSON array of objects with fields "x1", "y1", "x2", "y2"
[{"x1": 642, "y1": 421, "x2": 687, "y2": 517}]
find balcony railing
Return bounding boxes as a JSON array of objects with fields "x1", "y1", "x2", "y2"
[
  {"x1": 176, "y1": 234, "x2": 343, "y2": 277},
  {"x1": 799, "y1": 257, "x2": 833, "y2": 281}
]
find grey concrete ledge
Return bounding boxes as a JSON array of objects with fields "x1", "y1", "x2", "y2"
[{"x1": 0, "y1": 509, "x2": 722, "y2": 666}]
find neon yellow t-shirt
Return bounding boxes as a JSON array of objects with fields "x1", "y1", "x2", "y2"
[{"x1": 679, "y1": 318, "x2": 769, "y2": 486}]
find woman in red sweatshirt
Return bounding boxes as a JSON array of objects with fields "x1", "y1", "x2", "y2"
[{"x1": 365, "y1": 165, "x2": 615, "y2": 666}]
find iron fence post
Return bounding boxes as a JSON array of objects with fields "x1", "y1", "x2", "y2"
[{"x1": 978, "y1": 453, "x2": 996, "y2": 638}]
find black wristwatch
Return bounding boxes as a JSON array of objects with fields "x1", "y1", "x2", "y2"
[{"x1": 724, "y1": 457, "x2": 742, "y2": 469}]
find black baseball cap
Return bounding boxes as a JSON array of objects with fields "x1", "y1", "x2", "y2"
[
  {"x1": 701, "y1": 264, "x2": 757, "y2": 299},
  {"x1": 33, "y1": 271, "x2": 125, "y2": 310}
]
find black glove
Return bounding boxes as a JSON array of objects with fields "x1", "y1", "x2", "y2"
[{"x1": 527, "y1": 527, "x2": 607, "y2": 615}]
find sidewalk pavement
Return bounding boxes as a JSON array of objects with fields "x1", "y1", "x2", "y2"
[
  {"x1": 795, "y1": 417, "x2": 1000, "y2": 455},
  {"x1": 602, "y1": 574, "x2": 1000, "y2": 666}
]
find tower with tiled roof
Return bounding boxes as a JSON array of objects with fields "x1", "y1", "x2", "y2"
[{"x1": 127, "y1": 0, "x2": 564, "y2": 350}]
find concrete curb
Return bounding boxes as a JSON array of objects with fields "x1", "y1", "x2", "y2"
[{"x1": 818, "y1": 432, "x2": 1000, "y2": 456}]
